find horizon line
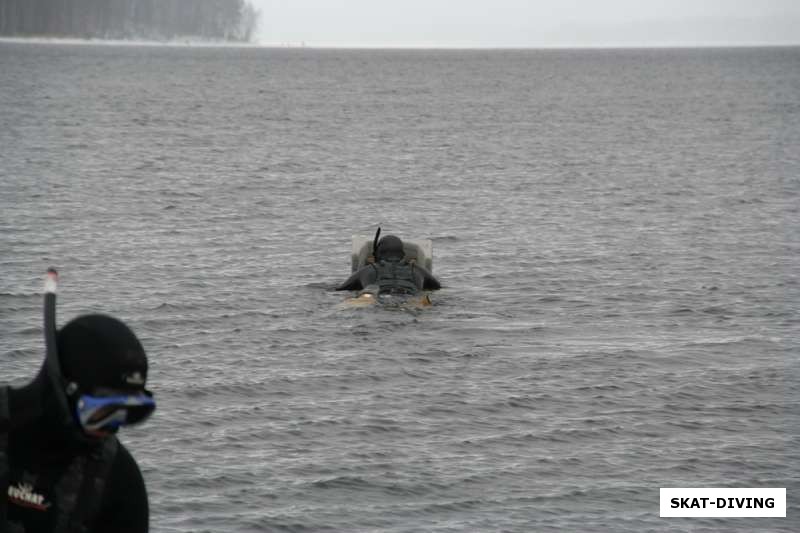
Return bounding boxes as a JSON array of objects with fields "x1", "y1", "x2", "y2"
[{"x1": 2, "y1": 36, "x2": 799, "y2": 50}]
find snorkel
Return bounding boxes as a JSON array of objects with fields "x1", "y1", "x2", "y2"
[
  {"x1": 371, "y1": 226, "x2": 381, "y2": 262},
  {"x1": 43, "y1": 268, "x2": 75, "y2": 430}
]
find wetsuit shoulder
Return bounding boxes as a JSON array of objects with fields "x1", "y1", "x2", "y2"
[
  {"x1": 413, "y1": 264, "x2": 441, "y2": 290},
  {"x1": 93, "y1": 442, "x2": 148, "y2": 533},
  {"x1": 336, "y1": 265, "x2": 377, "y2": 291}
]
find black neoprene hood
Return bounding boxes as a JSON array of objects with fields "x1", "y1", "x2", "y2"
[
  {"x1": 56, "y1": 314, "x2": 148, "y2": 393},
  {"x1": 375, "y1": 235, "x2": 405, "y2": 261}
]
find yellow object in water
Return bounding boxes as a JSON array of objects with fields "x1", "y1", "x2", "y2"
[{"x1": 341, "y1": 292, "x2": 432, "y2": 309}]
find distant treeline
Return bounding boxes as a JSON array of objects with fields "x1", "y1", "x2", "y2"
[{"x1": 0, "y1": 0, "x2": 259, "y2": 41}]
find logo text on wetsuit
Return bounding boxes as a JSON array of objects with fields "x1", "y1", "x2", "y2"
[{"x1": 8, "y1": 482, "x2": 51, "y2": 511}]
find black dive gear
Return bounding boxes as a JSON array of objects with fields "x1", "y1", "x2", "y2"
[
  {"x1": 374, "y1": 235, "x2": 405, "y2": 262},
  {"x1": 1, "y1": 270, "x2": 152, "y2": 532},
  {"x1": 47, "y1": 268, "x2": 155, "y2": 437},
  {"x1": 0, "y1": 391, "x2": 120, "y2": 532},
  {"x1": 373, "y1": 260, "x2": 419, "y2": 294},
  {"x1": 57, "y1": 315, "x2": 155, "y2": 436},
  {"x1": 337, "y1": 234, "x2": 441, "y2": 294},
  {"x1": 44, "y1": 269, "x2": 73, "y2": 432},
  {"x1": 372, "y1": 226, "x2": 381, "y2": 261}
]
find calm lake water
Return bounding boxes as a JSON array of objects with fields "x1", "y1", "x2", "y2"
[{"x1": 1, "y1": 42, "x2": 798, "y2": 532}]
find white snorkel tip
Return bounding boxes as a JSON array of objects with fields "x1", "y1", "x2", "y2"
[{"x1": 45, "y1": 267, "x2": 59, "y2": 294}]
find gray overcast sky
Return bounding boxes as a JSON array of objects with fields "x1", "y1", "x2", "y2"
[{"x1": 250, "y1": 0, "x2": 800, "y2": 47}]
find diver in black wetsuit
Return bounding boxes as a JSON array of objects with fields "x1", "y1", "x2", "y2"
[
  {"x1": 1, "y1": 314, "x2": 155, "y2": 533},
  {"x1": 336, "y1": 234, "x2": 441, "y2": 294}
]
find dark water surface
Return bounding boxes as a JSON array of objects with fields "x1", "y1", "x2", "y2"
[{"x1": 1, "y1": 43, "x2": 798, "y2": 531}]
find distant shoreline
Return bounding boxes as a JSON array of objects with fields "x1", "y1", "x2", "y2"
[
  {"x1": 1, "y1": 36, "x2": 798, "y2": 50},
  {"x1": 0, "y1": 36, "x2": 259, "y2": 48}
]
